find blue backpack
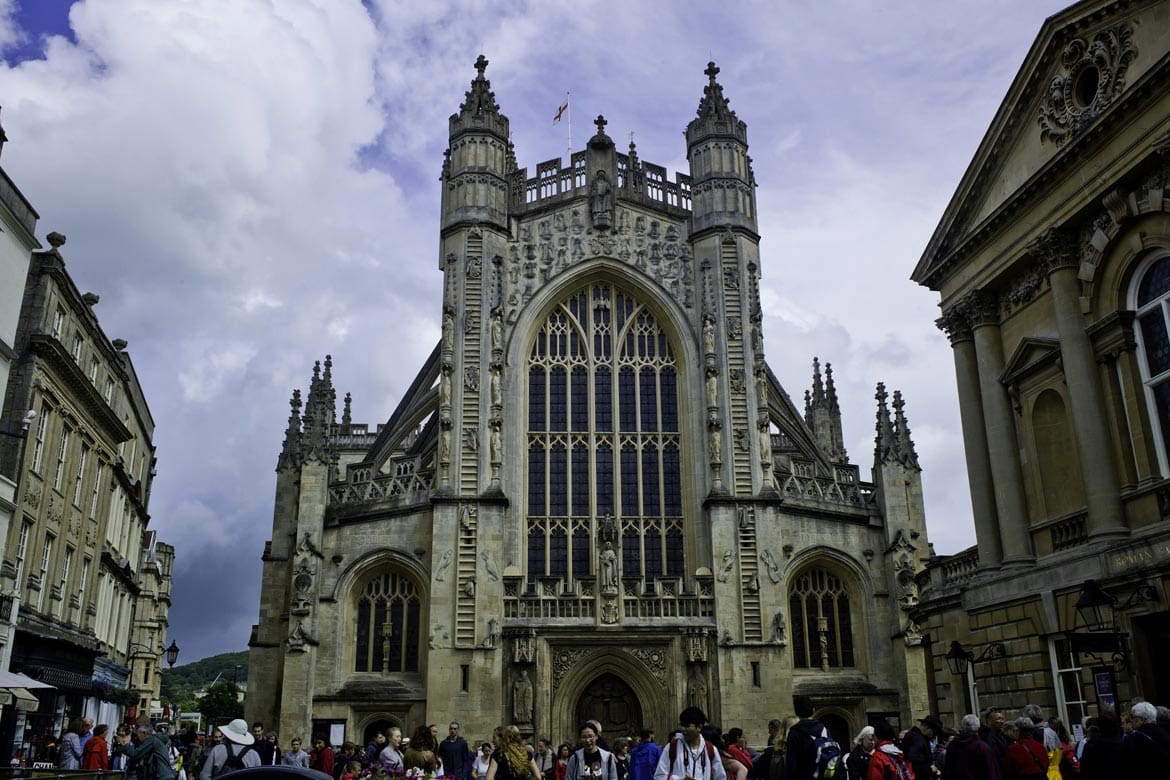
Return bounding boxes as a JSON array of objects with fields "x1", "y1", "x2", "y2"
[{"x1": 811, "y1": 729, "x2": 841, "y2": 780}]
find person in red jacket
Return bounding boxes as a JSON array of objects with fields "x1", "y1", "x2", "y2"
[
  {"x1": 1002, "y1": 720, "x2": 1048, "y2": 780},
  {"x1": 867, "y1": 719, "x2": 913, "y2": 780},
  {"x1": 81, "y1": 724, "x2": 110, "y2": 771},
  {"x1": 312, "y1": 737, "x2": 336, "y2": 777}
]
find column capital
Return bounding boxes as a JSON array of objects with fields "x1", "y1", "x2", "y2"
[
  {"x1": 1028, "y1": 226, "x2": 1079, "y2": 275},
  {"x1": 959, "y1": 289, "x2": 1001, "y2": 328},
  {"x1": 936, "y1": 307, "x2": 973, "y2": 344}
]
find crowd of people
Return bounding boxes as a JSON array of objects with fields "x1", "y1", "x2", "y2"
[{"x1": 34, "y1": 695, "x2": 1170, "y2": 780}]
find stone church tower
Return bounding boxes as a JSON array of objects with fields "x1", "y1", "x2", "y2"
[{"x1": 248, "y1": 58, "x2": 932, "y2": 748}]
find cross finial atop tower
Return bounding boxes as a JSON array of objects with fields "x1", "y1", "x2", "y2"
[
  {"x1": 705, "y1": 61, "x2": 720, "y2": 82},
  {"x1": 594, "y1": 114, "x2": 607, "y2": 135},
  {"x1": 475, "y1": 54, "x2": 488, "y2": 78}
]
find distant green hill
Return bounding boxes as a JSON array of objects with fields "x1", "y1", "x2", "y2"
[{"x1": 160, "y1": 650, "x2": 248, "y2": 710}]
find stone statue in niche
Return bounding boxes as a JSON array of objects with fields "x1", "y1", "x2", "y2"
[
  {"x1": 467, "y1": 255, "x2": 482, "y2": 278},
  {"x1": 706, "y1": 369, "x2": 718, "y2": 409},
  {"x1": 512, "y1": 669, "x2": 533, "y2": 722},
  {"x1": 687, "y1": 667, "x2": 708, "y2": 711},
  {"x1": 716, "y1": 549, "x2": 735, "y2": 582},
  {"x1": 708, "y1": 421, "x2": 722, "y2": 464},
  {"x1": 599, "y1": 542, "x2": 618, "y2": 594},
  {"x1": 703, "y1": 315, "x2": 716, "y2": 357},
  {"x1": 734, "y1": 428, "x2": 749, "y2": 452},
  {"x1": 441, "y1": 308, "x2": 455, "y2": 353},
  {"x1": 490, "y1": 422, "x2": 502, "y2": 466},
  {"x1": 490, "y1": 369, "x2": 502, "y2": 408},
  {"x1": 590, "y1": 171, "x2": 613, "y2": 230},
  {"x1": 463, "y1": 427, "x2": 478, "y2": 452},
  {"x1": 465, "y1": 366, "x2": 480, "y2": 391},
  {"x1": 771, "y1": 611, "x2": 787, "y2": 645},
  {"x1": 439, "y1": 370, "x2": 452, "y2": 408}
]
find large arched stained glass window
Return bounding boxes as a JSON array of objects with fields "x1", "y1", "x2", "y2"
[
  {"x1": 527, "y1": 283, "x2": 684, "y2": 586},
  {"x1": 789, "y1": 566, "x2": 854, "y2": 670},
  {"x1": 354, "y1": 571, "x2": 421, "y2": 673}
]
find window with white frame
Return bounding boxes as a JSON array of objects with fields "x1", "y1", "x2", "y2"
[
  {"x1": 53, "y1": 428, "x2": 70, "y2": 491},
  {"x1": 89, "y1": 358, "x2": 99, "y2": 383},
  {"x1": 30, "y1": 409, "x2": 49, "y2": 474},
  {"x1": 73, "y1": 445, "x2": 88, "y2": 506},
  {"x1": 103, "y1": 378, "x2": 115, "y2": 404},
  {"x1": 71, "y1": 333, "x2": 82, "y2": 360},
  {"x1": 1050, "y1": 637, "x2": 1089, "y2": 730},
  {"x1": 1131, "y1": 251, "x2": 1170, "y2": 473},
  {"x1": 51, "y1": 307, "x2": 65, "y2": 339},
  {"x1": 14, "y1": 523, "x2": 29, "y2": 588},
  {"x1": 37, "y1": 533, "x2": 53, "y2": 611},
  {"x1": 89, "y1": 463, "x2": 104, "y2": 518}
]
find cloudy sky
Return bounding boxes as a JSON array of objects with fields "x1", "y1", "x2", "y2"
[{"x1": 0, "y1": 0, "x2": 1071, "y2": 663}]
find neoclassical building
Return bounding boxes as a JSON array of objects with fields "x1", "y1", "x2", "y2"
[
  {"x1": 913, "y1": 0, "x2": 1170, "y2": 725},
  {"x1": 248, "y1": 59, "x2": 934, "y2": 747}
]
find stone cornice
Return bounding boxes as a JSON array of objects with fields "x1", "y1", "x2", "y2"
[{"x1": 30, "y1": 335, "x2": 134, "y2": 445}]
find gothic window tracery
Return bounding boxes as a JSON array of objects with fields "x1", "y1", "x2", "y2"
[
  {"x1": 527, "y1": 283, "x2": 684, "y2": 585},
  {"x1": 354, "y1": 570, "x2": 421, "y2": 673},
  {"x1": 788, "y1": 565, "x2": 855, "y2": 669},
  {"x1": 1132, "y1": 252, "x2": 1170, "y2": 474}
]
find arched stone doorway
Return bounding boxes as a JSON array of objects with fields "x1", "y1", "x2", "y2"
[
  {"x1": 575, "y1": 673, "x2": 644, "y2": 739},
  {"x1": 363, "y1": 719, "x2": 398, "y2": 747},
  {"x1": 820, "y1": 712, "x2": 850, "y2": 753}
]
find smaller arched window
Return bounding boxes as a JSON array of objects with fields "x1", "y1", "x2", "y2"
[
  {"x1": 1132, "y1": 252, "x2": 1170, "y2": 474},
  {"x1": 789, "y1": 565, "x2": 855, "y2": 670},
  {"x1": 354, "y1": 570, "x2": 421, "y2": 673}
]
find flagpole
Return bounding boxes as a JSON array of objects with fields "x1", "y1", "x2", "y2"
[{"x1": 566, "y1": 92, "x2": 572, "y2": 160}]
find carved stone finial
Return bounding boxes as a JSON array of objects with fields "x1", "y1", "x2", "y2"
[
  {"x1": 475, "y1": 54, "x2": 488, "y2": 77},
  {"x1": 112, "y1": 338, "x2": 128, "y2": 350},
  {"x1": 594, "y1": 114, "x2": 607, "y2": 135},
  {"x1": 46, "y1": 231, "x2": 66, "y2": 248},
  {"x1": 82, "y1": 292, "x2": 100, "y2": 306},
  {"x1": 704, "y1": 61, "x2": 720, "y2": 82}
]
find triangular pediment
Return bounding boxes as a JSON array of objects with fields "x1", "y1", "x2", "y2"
[
  {"x1": 1001, "y1": 337, "x2": 1062, "y2": 386},
  {"x1": 912, "y1": 0, "x2": 1170, "y2": 289}
]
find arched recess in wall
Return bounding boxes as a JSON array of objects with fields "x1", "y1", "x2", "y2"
[
  {"x1": 784, "y1": 550, "x2": 872, "y2": 673},
  {"x1": 1128, "y1": 248, "x2": 1170, "y2": 475},
  {"x1": 334, "y1": 549, "x2": 430, "y2": 678},
  {"x1": 1030, "y1": 388, "x2": 1085, "y2": 518}
]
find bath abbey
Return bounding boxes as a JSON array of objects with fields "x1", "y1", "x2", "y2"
[{"x1": 246, "y1": 58, "x2": 933, "y2": 747}]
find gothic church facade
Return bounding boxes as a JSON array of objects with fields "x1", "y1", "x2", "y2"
[{"x1": 248, "y1": 59, "x2": 932, "y2": 747}]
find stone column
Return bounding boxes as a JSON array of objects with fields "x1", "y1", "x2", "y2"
[
  {"x1": 1035, "y1": 229, "x2": 1128, "y2": 539},
  {"x1": 965, "y1": 290, "x2": 1034, "y2": 564},
  {"x1": 938, "y1": 308, "x2": 1003, "y2": 568}
]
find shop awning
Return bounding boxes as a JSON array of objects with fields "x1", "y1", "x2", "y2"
[
  {"x1": 0, "y1": 671, "x2": 55, "y2": 690},
  {"x1": 0, "y1": 687, "x2": 40, "y2": 711}
]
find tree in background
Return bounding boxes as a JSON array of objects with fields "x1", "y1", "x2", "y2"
[{"x1": 198, "y1": 680, "x2": 244, "y2": 721}]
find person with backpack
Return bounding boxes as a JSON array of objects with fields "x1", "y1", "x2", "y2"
[
  {"x1": 199, "y1": 719, "x2": 260, "y2": 779},
  {"x1": 785, "y1": 696, "x2": 842, "y2": 780},
  {"x1": 568, "y1": 721, "x2": 620, "y2": 780},
  {"x1": 654, "y1": 707, "x2": 727, "y2": 780},
  {"x1": 866, "y1": 720, "x2": 911, "y2": 780},
  {"x1": 899, "y1": 717, "x2": 939, "y2": 780}
]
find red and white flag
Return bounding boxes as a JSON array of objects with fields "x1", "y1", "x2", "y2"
[{"x1": 553, "y1": 97, "x2": 569, "y2": 124}]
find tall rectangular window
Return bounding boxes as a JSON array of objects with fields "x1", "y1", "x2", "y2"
[
  {"x1": 89, "y1": 358, "x2": 99, "y2": 383},
  {"x1": 71, "y1": 333, "x2": 83, "y2": 360},
  {"x1": 53, "y1": 428, "x2": 71, "y2": 491},
  {"x1": 90, "y1": 463, "x2": 104, "y2": 518},
  {"x1": 51, "y1": 307, "x2": 65, "y2": 338},
  {"x1": 37, "y1": 533, "x2": 53, "y2": 610},
  {"x1": 1050, "y1": 638, "x2": 1089, "y2": 730},
  {"x1": 73, "y1": 445, "x2": 88, "y2": 506},
  {"x1": 31, "y1": 409, "x2": 48, "y2": 473}
]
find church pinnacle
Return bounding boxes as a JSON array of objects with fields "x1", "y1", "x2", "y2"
[
  {"x1": 806, "y1": 357, "x2": 847, "y2": 462},
  {"x1": 459, "y1": 54, "x2": 500, "y2": 119},
  {"x1": 695, "y1": 61, "x2": 737, "y2": 122},
  {"x1": 874, "y1": 383, "x2": 919, "y2": 470}
]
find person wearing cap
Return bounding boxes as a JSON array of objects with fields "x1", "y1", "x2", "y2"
[
  {"x1": 200, "y1": 719, "x2": 261, "y2": 780},
  {"x1": 901, "y1": 716, "x2": 941, "y2": 779},
  {"x1": 115, "y1": 720, "x2": 178, "y2": 780}
]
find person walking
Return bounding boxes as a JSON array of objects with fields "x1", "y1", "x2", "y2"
[
  {"x1": 844, "y1": 726, "x2": 874, "y2": 780},
  {"x1": 629, "y1": 729, "x2": 662, "y2": 780},
  {"x1": 440, "y1": 722, "x2": 474, "y2": 780},
  {"x1": 58, "y1": 719, "x2": 85, "y2": 770},
  {"x1": 569, "y1": 721, "x2": 620, "y2": 780},
  {"x1": 654, "y1": 707, "x2": 727, "y2": 780},
  {"x1": 284, "y1": 738, "x2": 311, "y2": 768},
  {"x1": 487, "y1": 726, "x2": 542, "y2": 780},
  {"x1": 201, "y1": 719, "x2": 261, "y2": 780},
  {"x1": 82, "y1": 724, "x2": 111, "y2": 771},
  {"x1": 117, "y1": 721, "x2": 179, "y2": 780},
  {"x1": 943, "y1": 715, "x2": 1001, "y2": 780}
]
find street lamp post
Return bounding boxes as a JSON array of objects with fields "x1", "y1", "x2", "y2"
[{"x1": 945, "y1": 640, "x2": 1006, "y2": 715}]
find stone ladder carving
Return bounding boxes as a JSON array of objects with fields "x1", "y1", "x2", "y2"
[
  {"x1": 722, "y1": 238, "x2": 752, "y2": 492},
  {"x1": 736, "y1": 507, "x2": 763, "y2": 642},
  {"x1": 461, "y1": 233, "x2": 483, "y2": 494},
  {"x1": 455, "y1": 505, "x2": 479, "y2": 646}
]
